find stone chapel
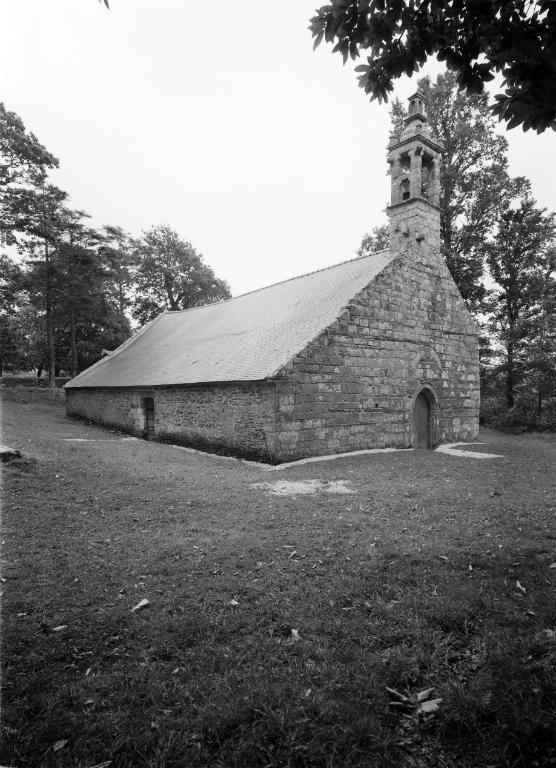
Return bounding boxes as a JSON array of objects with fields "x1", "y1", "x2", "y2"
[{"x1": 65, "y1": 93, "x2": 480, "y2": 462}]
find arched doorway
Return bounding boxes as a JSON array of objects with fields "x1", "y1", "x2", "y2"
[{"x1": 413, "y1": 389, "x2": 435, "y2": 449}]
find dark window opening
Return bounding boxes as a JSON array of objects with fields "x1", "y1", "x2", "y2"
[{"x1": 143, "y1": 397, "x2": 155, "y2": 440}]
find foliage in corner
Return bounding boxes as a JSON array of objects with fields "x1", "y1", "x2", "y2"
[{"x1": 310, "y1": 0, "x2": 556, "y2": 132}]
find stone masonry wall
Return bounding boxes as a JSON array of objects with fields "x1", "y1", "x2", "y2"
[
  {"x1": 272, "y1": 245, "x2": 479, "y2": 460},
  {"x1": 389, "y1": 198, "x2": 441, "y2": 253},
  {"x1": 65, "y1": 382, "x2": 277, "y2": 461}
]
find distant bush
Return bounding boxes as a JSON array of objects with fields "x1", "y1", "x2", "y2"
[
  {"x1": 0, "y1": 386, "x2": 65, "y2": 404},
  {"x1": 0, "y1": 375, "x2": 70, "y2": 389},
  {"x1": 481, "y1": 394, "x2": 556, "y2": 432}
]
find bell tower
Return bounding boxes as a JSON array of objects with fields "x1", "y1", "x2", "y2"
[{"x1": 387, "y1": 92, "x2": 443, "y2": 254}]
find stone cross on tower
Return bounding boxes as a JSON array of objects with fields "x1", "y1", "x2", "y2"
[{"x1": 387, "y1": 92, "x2": 443, "y2": 254}]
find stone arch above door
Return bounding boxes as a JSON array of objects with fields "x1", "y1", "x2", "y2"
[{"x1": 411, "y1": 346, "x2": 442, "y2": 381}]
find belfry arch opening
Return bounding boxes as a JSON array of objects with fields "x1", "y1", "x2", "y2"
[{"x1": 412, "y1": 388, "x2": 437, "y2": 449}]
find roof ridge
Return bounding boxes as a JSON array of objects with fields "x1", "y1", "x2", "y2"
[{"x1": 165, "y1": 249, "x2": 390, "y2": 315}]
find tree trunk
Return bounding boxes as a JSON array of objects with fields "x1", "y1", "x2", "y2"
[
  {"x1": 69, "y1": 307, "x2": 78, "y2": 376},
  {"x1": 506, "y1": 344, "x2": 515, "y2": 409},
  {"x1": 119, "y1": 282, "x2": 125, "y2": 322},
  {"x1": 44, "y1": 238, "x2": 56, "y2": 389}
]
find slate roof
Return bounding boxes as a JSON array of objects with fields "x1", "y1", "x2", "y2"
[{"x1": 65, "y1": 250, "x2": 395, "y2": 388}]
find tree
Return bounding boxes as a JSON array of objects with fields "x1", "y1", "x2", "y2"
[
  {"x1": 24, "y1": 206, "x2": 132, "y2": 377},
  {"x1": 98, "y1": 225, "x2": 136, "y2": 327},
  {"x1": 509, "y1": 243, "x2": 556, "y2": 425},
  {"x1": 54, "y1": 210, "x2": 110, "y2": 376},
  {"x1": 16, "y1": 184, "x2": 69, "y2": 386},
  {"x1": 132, "y1": 225, "x2": 231, "y2": 326},
  {"x1": 0, "y1": 254, "x2": 26, "y2": 375},
  {"x1": 0, "y1": 103, "x2": 58, "y2": 246},
  {"x1": 310, "y1": 0, "x2": 556, "y2": 132},
  {"x1": 358, "y1": 224, "x2": 389, "y2": 256},
  {"x1": 485, "y1": 178, "x2": 556, "y2": 410}
]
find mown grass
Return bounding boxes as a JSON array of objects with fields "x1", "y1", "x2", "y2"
[{"x1": 1, "y1": 398, "x2": 556, "y2": 767}]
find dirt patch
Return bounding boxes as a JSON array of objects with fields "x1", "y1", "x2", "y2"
[{"x1": 251, "y1": 479, "x2": 356, "y2": 495}]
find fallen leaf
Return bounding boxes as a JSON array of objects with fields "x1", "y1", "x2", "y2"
[
  {"x1": 291, "y1": 628, "x2": 301, "y2": 641},
  {"x1": 516, "y1": 580, "x2": 526, "y2": 594},
  {"x1": 418, "y1": 698, "x2": 443, "y2": 714},
  {"x1": 468, "y1": 564, "x2": 473, "y2": 571},
  {"x1": 131, "y1": 598, "x2": 150, "y2": 612},
  {"x1": 230, "y1": 599, "x2": 239, "y2": 607},
  {"x1": 53, "y1": 739, "x2": 68, "y2": 752},
  {"x1": 385, "y1": 687, "x2": 410, "y2": 703},
  {"x1": 416, "y1": 687, "x2": 435, "y2": 702},
  {"x1": 303, "y1": 688, "x2": 311, "y2": 698},
  {"x1": 549, "y1": 563, "x2": 556, "y2": 569},
  {"x1": 52, "y1": 625, "x2": 68, "y2": 632}
]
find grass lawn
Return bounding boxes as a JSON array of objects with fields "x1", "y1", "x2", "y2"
[{"x1": 2, "y1": 392, "x2": 556, "y2": 767}]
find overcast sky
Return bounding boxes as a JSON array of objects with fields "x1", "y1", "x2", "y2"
[{"x1": 2, "y1": 1, "x2": 555, "y2": 297}]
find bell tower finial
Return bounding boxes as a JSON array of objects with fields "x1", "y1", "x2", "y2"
[{"x1": 387, "y1": 93, "x2": 443, "y2": 253}]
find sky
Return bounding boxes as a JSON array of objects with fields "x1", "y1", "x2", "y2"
[{"x1": 2, "y1": 0, "x2": 555, "y2": 297}]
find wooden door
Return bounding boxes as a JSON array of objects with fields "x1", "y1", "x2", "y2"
[
  {"x1": 413, "y1": 391, "x2": 430, "y2": 449},
  {"x1": 144, "y1": 398, "x2": 155, "y2": 440}
]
